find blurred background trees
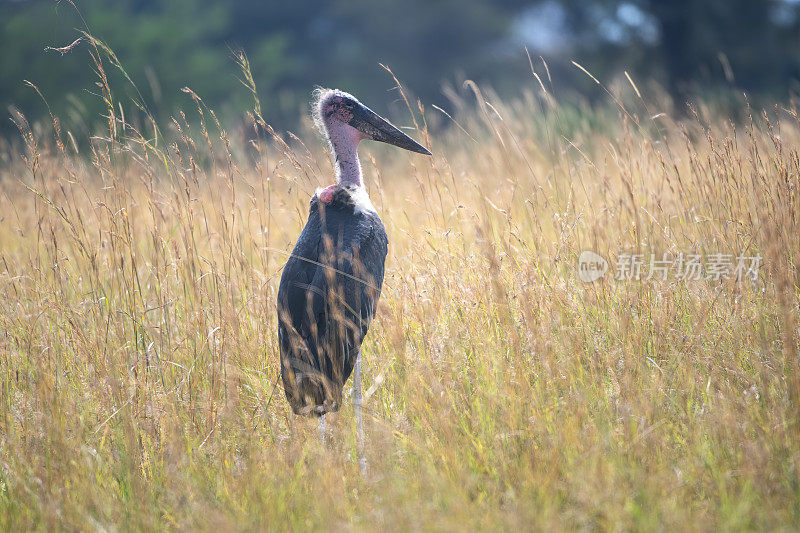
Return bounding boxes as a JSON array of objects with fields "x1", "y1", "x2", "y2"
[
  {"x1": 537, "y1": 0, "x2": 800, "y2": 101},
  {"x1": 1, "y1": 0, "x2": 799, "y2": 136}
]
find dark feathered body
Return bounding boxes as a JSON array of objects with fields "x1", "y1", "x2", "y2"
[{"x1": 278, "y1": 186, "x2": 388, "y2": 415}]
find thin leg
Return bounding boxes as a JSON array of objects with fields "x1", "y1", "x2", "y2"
[
  {"x1": 353, "y1": 352, "x2": 366, "y2": 473},
  {"x1": 318, "y1": 413, "x2": 326, "y2": 444}
]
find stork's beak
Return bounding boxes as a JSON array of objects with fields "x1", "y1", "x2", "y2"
[{"x1": 348, "y1": 103, "x2": 432, "y2": 155}]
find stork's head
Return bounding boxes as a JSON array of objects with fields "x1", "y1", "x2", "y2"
[{"x1": 313, "y1": 88, "x2": 431, "y2": 155}]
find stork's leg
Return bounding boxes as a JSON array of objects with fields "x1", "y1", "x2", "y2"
[
  {"x1": 353, "y1": 351, "x2": 366, "y2": 473},
  {"x1": 318, "y1": 413, "x2": 326, "y2": 444}
]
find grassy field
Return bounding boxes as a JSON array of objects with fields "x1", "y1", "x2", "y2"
[{"x1": 0, "y1": 57, "x2": 799, "y2": 529}]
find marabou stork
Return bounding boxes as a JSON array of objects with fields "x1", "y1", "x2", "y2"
[{"x1": 277, "y1": 89, "x2": 431, "y2": 448}]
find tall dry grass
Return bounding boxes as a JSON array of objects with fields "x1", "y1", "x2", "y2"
[{"x1": 0, "y1": 46, "x2": 799, "y2": 530}]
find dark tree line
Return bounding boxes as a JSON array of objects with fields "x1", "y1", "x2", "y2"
[
  {"x1": 547, "y1": 0, "x2": 799, "y2": 100},
  {"x1": 1, "y1": 0, "x2": 798, "y2": 136}
]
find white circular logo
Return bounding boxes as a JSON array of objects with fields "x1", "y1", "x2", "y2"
[{"x1": 578, "y1": 251, "x2": 608, "y2": 282}]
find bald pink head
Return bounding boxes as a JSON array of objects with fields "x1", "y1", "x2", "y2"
[{"x1": 311, "y1": 88, "x2": 431, "y2": 188}]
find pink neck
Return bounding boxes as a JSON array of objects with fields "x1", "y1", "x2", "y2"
[{"x1": 326, "y1": 120, "x2": 364, "y2": 188}]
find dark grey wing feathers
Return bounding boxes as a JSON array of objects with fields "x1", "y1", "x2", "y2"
[{"x1": 277, "y1": 193, "x2": 387, "y2": 415}]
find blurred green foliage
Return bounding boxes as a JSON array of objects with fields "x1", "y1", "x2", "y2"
[
  {"x1": 547, "y1": 0, "x2": 800, "y2": 101},
  {"x1": 0, "y1": 0, "x2": 528, "y2": 136},
  {"x1": 1, "y1": 0, "x2": 799, "y2": 138}
]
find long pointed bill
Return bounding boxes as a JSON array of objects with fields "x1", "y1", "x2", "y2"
[{"x1": 348, "y1": 103, "x2": 432, "y2": 155}]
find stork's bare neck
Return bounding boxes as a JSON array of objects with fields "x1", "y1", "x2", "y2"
[{"x1": 326, "y1": 118, "x2": 364, "y2": 188}]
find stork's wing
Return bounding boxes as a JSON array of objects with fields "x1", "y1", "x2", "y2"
[
  {"x1": 277, "y1": 199, "x2": 388, "y2": 411},
  {"x1": 320, "y1": 221, "x2": 387, "y2": 382}
]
